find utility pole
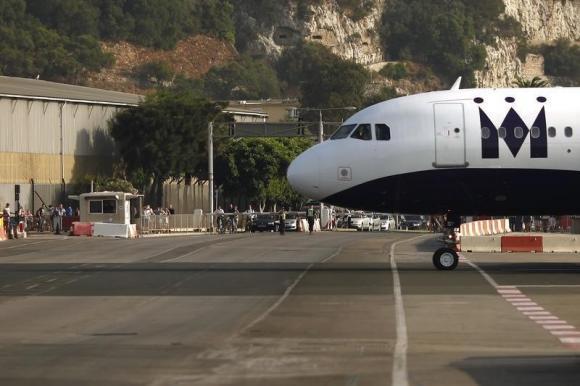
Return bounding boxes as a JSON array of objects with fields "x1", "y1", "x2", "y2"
[
  {"x1": 208, "y1": 121, "x2": 214, "y2": 232},
  {"x1": 318, "y1": 110, "x2": 324, "y2": 143}
]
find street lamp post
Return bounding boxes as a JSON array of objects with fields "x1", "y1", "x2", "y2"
[{"x1": 208, "y1": 121, "x2": 214, "y2": 232}]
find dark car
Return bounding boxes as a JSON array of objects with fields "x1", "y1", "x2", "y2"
[
  {"x1": 401, "y1": 215, "x2": 425, "y2": 230},
  {"x1": 251, "y1": 214, "x2": 279, "y2": 232}
]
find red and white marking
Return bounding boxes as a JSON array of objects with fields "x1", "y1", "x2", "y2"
[{"x1": 460, "y1": 256, "x2": 580, "y2": 349}]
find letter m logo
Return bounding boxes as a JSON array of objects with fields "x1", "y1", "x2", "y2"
[{"x1": 480, "y1": 107, "x2": 547, "y2": 159}]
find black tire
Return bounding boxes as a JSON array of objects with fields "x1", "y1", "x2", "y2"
[{"x1": 433, "y1": 248, "x2": 459, "y2": 271}]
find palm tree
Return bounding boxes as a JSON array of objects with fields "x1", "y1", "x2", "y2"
[{"x1": 512, "y1": 76, "x2": 549, "y2": 88}]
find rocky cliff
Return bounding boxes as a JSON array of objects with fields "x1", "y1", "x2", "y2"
[
  {"x1": 476, "y1": 0, "x2": 580, "y2": 87},
  {"x1": 252, "y1": 0, "x2": 579, "y2": 89}
]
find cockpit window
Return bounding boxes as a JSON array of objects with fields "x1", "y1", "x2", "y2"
[
  {"x1": 375, "y1": 124, "x2": 391, "y2": 141},
  {"x1": 330, "y1": 124, "x2": 357, "y2": 140},
  {"x1": 350, "y1": 124, "x2": 372, "y2": 140}
]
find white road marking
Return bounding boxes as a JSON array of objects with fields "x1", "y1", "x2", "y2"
[
  {"x1": 551, "y1": 331, "x2": 580, "y2": 336},
  {"x1": 536, "y1": 320, "x2": 567, "y2": 325},
  {"x1": 25, "y1": 284, "x2": 39, "y2": 290},
  {"x1": 460, "y1": 254, "x2": 580, "y2": 349},
  {"x1": 0, "y1": 241, "x2": 45, "y2": 250},
  {"x1": 523, "y1": 311, "x2": 551, "y2": 316},
  {"x1": 560, "y1": 337, "x2": 580, "y2": 344},
  {"x1": 515, "y1": 285, "x2": 580, "y2": 288},
  {"x1": 389, "y1": 235, "x2": 429, "y2": 386},
  {"x1": 517, "y1": 306, "x2": 544, "y2": 311},
  {"x1": 241, "y1": 246, "x2": 343, "y2": 333},
  {"x1": 543, "y1": 325, "x2": 575, "y2": 330},
  {"x1": 529, "y1": 316, "x2": 558, "y2": 320}
]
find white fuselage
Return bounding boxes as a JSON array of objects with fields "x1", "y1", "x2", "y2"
[{"x1": 288, "y1": 88, "x2": 580, "y2": 215}]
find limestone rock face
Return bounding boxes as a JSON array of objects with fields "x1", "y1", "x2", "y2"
[
  {"x1": 504, "y1": 0, "x2": 580, "y2": 44},
  {"x1": 477, "y1": 0, "x2": 580, "y2": 87},
  {"x1": 248, "y1": 0, "x2": 385, "y2": 65},
  {"x1": 304, "y1": 0, "x2": 385, "y2": 65}
]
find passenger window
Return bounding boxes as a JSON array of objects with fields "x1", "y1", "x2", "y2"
[
  {"x1": 548, "y1": 127, "x2": 556, "y2": 138},
  {"x1": 531, "y1": 126, "x2": 541, "y2": 139},
  {"x1": 350, "y1": 124, "x2": 372, "y2": 140},
  {"x1": 481, "y1": 127, "x2": 491, "y2": 139},
  {"x1": 330, "y1": 124, "x2": 357, "y2": 140},
  {"x1": 375, "y1": 124, "x2": 391, "y2": 141},
  {"x1": 514, "y1": 126, "x2": 524, "y2": 139},
  {"x1": 565, "y1": 127, "x2": 573, "y2": 138},
  {"x1": 498, "y1": 127, "x2": 507, "y2": 139}
]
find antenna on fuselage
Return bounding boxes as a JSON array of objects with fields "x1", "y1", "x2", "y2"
[{"x1": 450, "y1": 77, "x2": 462, "y2": 91}]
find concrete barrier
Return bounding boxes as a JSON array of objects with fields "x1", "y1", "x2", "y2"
[
  {"x1": 542, "y1": 234, "x2": 580, "y2": 253},
  {"x1": 93, "y1": 223, "x2": 137, "y2": 239},
  {"x1": 0, "y1": 218, "x2": 6, "y2": 241},
  {"x1": 71, "y1": 222, "x2": 93, "y2": 237},
  {"x1": 501, "y1": 236, "x2": 543, "y2": 252},
  {"x1": 460, "y1": 235, "x2": 502, "y2": 252}
]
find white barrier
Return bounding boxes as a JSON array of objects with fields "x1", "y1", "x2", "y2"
[
  {"x1": 93, "y1": 223, "x2": 137, "y2": 239},
  {"x1": 299, "y1": 219, "x2": 321, "y2": 232},
  {"x1": 460, "y1": 219, "x2": 511, "y2": 237}
]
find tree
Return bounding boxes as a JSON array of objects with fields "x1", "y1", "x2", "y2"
[
  {"x1": 215, "y1": 138, "x2": 312, "y2": 211},
  {"x1": 512, "y1": 76, "x2": 549, "y2": 88},
  {"x1": 203, "y1": 56, "x2": 282, "y2": 100},
  {"x1": 542, "y1": 39, "x2": 580, "y2": 83},
  {"x1": 109, "y1": 91, "x2": 222, "y2": 206},
  {"x1": 278, "y1": 42, "x2": 369, "y2": 120}
]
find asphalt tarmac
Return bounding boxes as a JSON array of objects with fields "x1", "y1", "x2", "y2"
[{"x1": 0, "y1": 232, "x2": 580, "y2": 385}]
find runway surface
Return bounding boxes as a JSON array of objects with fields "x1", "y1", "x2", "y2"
[{"x1": 1, "y1": 232, "x2": 580, "y2": 385}]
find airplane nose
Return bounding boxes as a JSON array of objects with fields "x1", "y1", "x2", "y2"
[{"x1": 287, "y1": 149, "x2": 321, "y2": 199}]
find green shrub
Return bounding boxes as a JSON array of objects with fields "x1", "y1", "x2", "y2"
[
  {"x1": 543, "y1": 39, "x2": 580, "y2": 81},
  {"x1": 379, "y1": 63, "x2": 408, "y2": 80}
]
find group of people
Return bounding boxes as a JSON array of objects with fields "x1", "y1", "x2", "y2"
[{"x1": 2, "y1": 202, "x2": 73, "y2": 237}]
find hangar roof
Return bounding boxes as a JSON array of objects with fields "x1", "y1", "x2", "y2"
[{"x1": 0, "y1": 76, "x2": 142, "y2": 106}]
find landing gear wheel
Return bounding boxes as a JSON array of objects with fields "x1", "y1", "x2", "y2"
[{"x1": 433, "y1": 248, "x2": 459, "y2": 271}]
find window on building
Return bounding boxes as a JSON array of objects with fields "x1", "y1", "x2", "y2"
[
  {"x1": 375, "y1": 124, "x2": 391, "y2": 141},
  {"x1": 350, "y1": 124, "x2": 372, "y2": 140},
  {"x1": 89, "y1": 200, "x2": 103, "y2": 214},
  {"x1": 89, "y1": 199, "x2": 117, "y2": 214},
  {"x1": 103, "y1": 200, "x2": 117, "y2": 214}
]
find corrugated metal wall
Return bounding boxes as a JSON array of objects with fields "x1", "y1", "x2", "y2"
[
  {"x1": 162, "y1": 182, "x2": 210, "y2": 214},
  {"x1": 0, "y1": 98, "x2": 118, "y2": 184}
]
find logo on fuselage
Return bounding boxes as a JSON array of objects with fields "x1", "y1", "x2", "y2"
[{"x1": 479, "y1": 107, "x2": 547, "y2": 159}]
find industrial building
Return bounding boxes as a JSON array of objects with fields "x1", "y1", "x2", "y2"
[{"x1": 0, "y1": 76, "x2": 141, "y2": 211}]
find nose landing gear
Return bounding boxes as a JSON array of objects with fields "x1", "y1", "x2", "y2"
[{"x1": 433, "y1": 247, "x2": 459, "y2": 270}]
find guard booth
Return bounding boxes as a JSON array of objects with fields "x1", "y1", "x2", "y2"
[{"x1": 69, "y1": 192, "x2": 143, "y2": 238}]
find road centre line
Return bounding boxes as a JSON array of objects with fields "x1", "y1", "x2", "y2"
[
  {"x1": 390, "y1": 234, "x2": 431, "y2": 386},
  {"x1": 460, "y1": 254, "x2": 580, "y2": 349}
]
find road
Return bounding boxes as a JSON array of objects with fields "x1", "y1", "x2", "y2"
[{"x1": 0, "y1": 232, "x2": 580, "y2": 385}]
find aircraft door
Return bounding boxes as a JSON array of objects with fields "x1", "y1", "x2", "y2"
[{"x1": 433, "y1": 103, "x2": 467, "y2": 168}]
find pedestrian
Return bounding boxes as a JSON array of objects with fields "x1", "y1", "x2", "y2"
[
  {"x1": 279, "y1": 207, "x2": 286, "y2": 235},
  {"x1": 66, "y1": 205, "x2": 73, "y2": 217},
  {"x1": 232, "y1": 206, "x2": 239, "y2": 233},
  {"x1": 307, "y1": 205, "x2": 315, "y2": 235},
  {"x1": 2, "y1": 203, "x2": 10, "y2": 236},
  {"x1": 36, "y1": 205, "x2": 45, "y2": 232},
  {"x1": 168, "y1": 204, "x2": 175, "y2": 215},
  {"x1": 52, "y1": 203, "x2": 66, "y2": 235}
]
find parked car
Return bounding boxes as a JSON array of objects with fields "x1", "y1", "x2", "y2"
[
  {"x1": 251, "y1": 214, "x2": 279, "y2": 232},
  {"x1": 284, "y1": 213, "x2": 299, "y2": 231},
  {"x1": 376, "y1": 214, "x2": 396, "y2": 231},
  {"x1": 349, "y1": 212, "x2": 371, "y2": 231},
  {"x1": 401, "y1": 214, "x2": 425, "y2": 230}
]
